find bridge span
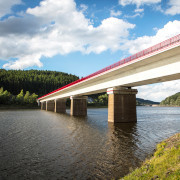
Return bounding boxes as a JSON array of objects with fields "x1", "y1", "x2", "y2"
[{"x1": 38, "y1": 34, "x2": 180, "y2": 123}]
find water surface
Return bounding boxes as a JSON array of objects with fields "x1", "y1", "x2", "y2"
[{"x1": 0, "y1": 107, "x2": 180, "y2": 179}]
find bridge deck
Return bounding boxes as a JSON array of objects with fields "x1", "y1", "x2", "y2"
[{"x1": 38, "y1": 34, "x2": 180, "y2": 101}]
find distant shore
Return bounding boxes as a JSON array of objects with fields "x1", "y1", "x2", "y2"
[
  {"x1": 158, "y1": 105, "x2": 180, "y2": 107},
  {"x1": 0, "y1": 104, "x2": 179, "y2": 110},
  {"x1": 0, "y1": 105, "x2": 40, "y2": 109}
]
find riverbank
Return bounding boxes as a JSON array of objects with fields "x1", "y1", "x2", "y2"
[
  {"x1": 121, "y1": 133, "x2": 180, "y2": 180},
  {"x1": 0, "y1": 104, "x2": 40, "y2": 109}
]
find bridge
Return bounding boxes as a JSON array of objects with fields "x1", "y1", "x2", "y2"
[{"x1": 38, "y1": 34, "x2": 180, "y2": 123}]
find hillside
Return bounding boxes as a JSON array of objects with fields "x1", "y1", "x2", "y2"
[
  {"x1": 160, "y1": 92, "x2": 180, "y2": 106},
  {"x1": 136, "y1": 98, "x2": 159, "y2": 106},
  {"x1": 0, "y1": 69, "x2": 79, "y2": 96},
  {"x1": 88, "y1": 94, "x2": 159, "y2": 106}
]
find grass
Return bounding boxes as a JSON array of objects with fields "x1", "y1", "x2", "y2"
[{"x1": 121, "y1": 133, "x2": 180, "y2": 180}]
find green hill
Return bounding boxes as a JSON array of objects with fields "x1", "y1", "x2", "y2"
[
  {"x1": 160, "y1": 92, "x2": 180, "y2": 106},
  {"x1": 0, "y1": 69, "x2": 79, "y2": 96},
  {"x1": 136, "y1": 98, "x2": 159, "y2": 106}
]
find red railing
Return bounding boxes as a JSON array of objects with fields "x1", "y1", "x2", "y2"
[{"x1": 38, "y1": 34, "x2": 180, "y2": 100}]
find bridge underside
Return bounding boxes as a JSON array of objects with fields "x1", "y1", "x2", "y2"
[
  {"x1": 39, "y1": 40, "x2": 180, "y2": 123},
  {"x1": 41, "y1": 87, "x2": 138, "y2": 123}
]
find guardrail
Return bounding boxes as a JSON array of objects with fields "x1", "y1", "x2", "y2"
[{"x1": 38, "y1": 34, "x2": 180, "y2": 100}]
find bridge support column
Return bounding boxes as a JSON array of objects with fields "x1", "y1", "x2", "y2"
[
  {"x1": 107, "y1": 87, "x2": 138, "y2": 123},
  {"x1": 41, "y1": 101, "x2": 46, "y2": 110},
  {"x1": 55, "y1": 99, "x2": 66, "y2": 113},
  {"x1": 70, "y1": 96, "x2": 87, "y2": 116},
  {"x1": 46, "y1": 100, "x2": 55, "y2": 111}
]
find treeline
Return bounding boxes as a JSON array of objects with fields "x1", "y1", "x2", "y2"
[
  {"x1": 160, "y1": 92, "x2": 180, "y2": 106},
  {"x1": 0, "y1": 87, "x2": 38, "y2": 105},
  {"x1": 88, "y1": 94, "x2": 108, "y2": 106},
  {"x1": 88, "y1": 94, "x2": 160, "y2": 106},
  {"x1": 0, "y1": 69, "x2": 79, "y2": 96}
]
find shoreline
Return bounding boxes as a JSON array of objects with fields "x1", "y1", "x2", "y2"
[
  {"x1": 121, "y1": 133, "x2": 180, "y2": 180},
  {"x1": 0, "y1": 105, "x2": 40, "y2": 109},
  {"x1": 0, "y1": 104, "x2": 179, "y2": 110}
]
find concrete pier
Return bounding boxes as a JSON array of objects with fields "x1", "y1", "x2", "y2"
[
  {"x1": 46, "y1": 100, "x2": 55, "y2": 111},
  {"x1": 107, "y1": 87, "x2": 138, "y2": 123},
  {"x1": 55, "y1": 99, "x2": 66, "y2": 113},
  {"x1": 41, "y1": 101, "x2": 46, "y2": 110},
  {"x1": 70, "y1": 96, "x2": 87, "y2": 116}
]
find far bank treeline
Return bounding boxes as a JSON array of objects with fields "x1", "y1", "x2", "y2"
[
  {"x1": 0, "y1": 88, "x2": 38, "y2": 106},
  {"x1": 0, "y1": 69, "x2": 79, "y2": 96},
  {"x1": 160, "y1": 92, "x2": 180, "y2": 106},
  {"x1": 0, "y1": 69, "x2": 79, "y2": 106}
]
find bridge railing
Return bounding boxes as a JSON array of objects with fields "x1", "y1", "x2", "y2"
[{"x1": 38, "y1": 34, "x2": 180, "y2": 99}]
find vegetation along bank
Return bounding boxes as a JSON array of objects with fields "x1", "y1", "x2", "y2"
[{"x1": 121, "y1": 133, "x2": 180, "y2": 180}]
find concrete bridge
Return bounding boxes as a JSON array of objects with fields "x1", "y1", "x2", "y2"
[{"x1": 38, "y1": 34, "x2": 180, "y2": 123}]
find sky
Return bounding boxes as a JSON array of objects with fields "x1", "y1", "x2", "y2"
[{"x1": 0, "y1": 0, "x2": 180, "y2": 101}]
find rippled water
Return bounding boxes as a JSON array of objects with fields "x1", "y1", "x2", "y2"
[{"x1": 0, "y1": 107, "x2": 180, "y2": 179}]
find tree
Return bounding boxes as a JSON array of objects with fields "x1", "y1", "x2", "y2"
[
  {"x1": 16, "y1": 89, "x2": 24, "y2": 104},
  {"x1": 0, "y1": 87, "x2": 11, "y2": 104},
  {"x1": 24, "y1": 91, "x2": 30, "y2": 104},
  {"x1": 98, "y1": 94, "x2": 108, "y2": 105},
  {"x1": 175, "y1": 96, "x2": 180, "y2": 106},
  {"x1": 29, "y1": 93, "x2": 38, "y2": 105}
]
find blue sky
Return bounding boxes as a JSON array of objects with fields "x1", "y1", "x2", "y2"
[{"x1": 0, "y1": 0, "x2": 180, "y2": 101}]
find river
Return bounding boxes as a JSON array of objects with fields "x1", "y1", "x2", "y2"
[{"x1": 0, "y1": 107, "x2": 180, "y2": 179}]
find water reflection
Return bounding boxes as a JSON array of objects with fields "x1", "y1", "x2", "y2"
[
  {"x1": 0, "y1": 107, "x2": 179, "y2": 179},
  {"x1": 106, "y1": 123, "x2": 141, "y2": 178}
]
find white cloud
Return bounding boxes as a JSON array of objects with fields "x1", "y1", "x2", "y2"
[
  {"x1": 122, "y1": 20, "x2": 180, "y2": 54},
  {"x1": 0, "y1": 0, "x2": 135, "y2": 69},
  {"x1": 124, "y1": 12, "x2": 142, "y2": 18},
  {"x1": 119, "y1": 0, "x2": 180, "y2": 16},
  {"x1": 0, "y1": 0, "x2": 22, "y2": 17},
  {"x1": 119, "y1": 0, "x2": 161, "y2": 7},
  {"x1": 110, "y1": 10, "x2": 122, "y2": 17},
  {"x1": 134, "y1": 8, "x2": 144, "y2": 13},
  {"x1": 80, "y1": 4, "x2": 88, "y2": 13},
  {"x1": 165, "y1": 0, "x2": 180, "y2": 15},
  {"x1": 136, "y1": 79, "x2": 180, "y2": 102}
]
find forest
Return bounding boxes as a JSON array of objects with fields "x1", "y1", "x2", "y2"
[
  {"x1": 160, "y1": 92, "x2": 180, "y2": 106},
  {"x1": 0, "y1": 69, "x2": 79, "y2": 96},
  {"x1": 1, "y1": 69, "x2": 178, "y2": 107},
  {"x1": 0, "y1": 87, "x2": 38, "y2": 106}
]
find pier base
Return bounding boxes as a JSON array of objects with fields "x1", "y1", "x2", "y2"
[
  {"x1": 107, "y1": 87, "x2": 138, "y2": 123},
  {"x1": 41, "y1": 101, "x2": 46, "y2": 110},
  {"x1": 70, "y1": 96, "x2": 87, "y2": 116},
  {"x1": 55, "y1": 99, "x2": 66, "y2": 113},
  {"x1": 46, "y1": 100, "x2": 55, "y2": 111}
]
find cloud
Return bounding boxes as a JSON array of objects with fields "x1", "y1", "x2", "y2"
[
  {"x1": 165, "y1": 0, "x2": 180, "y2": 15},
  {"x1": 122, "y1": 20, "x2": 180, "y2": 54},
  {"x1": 0, "y1": 0, "x2": 22, "y2": 18},
  {"x1": 110, "y1": 10, "x2": 122, "y2": 17},
  {"x1": 0, "y1": 0, "x2": 135, "y2": 69},
  {"x1": 119, "y1": 0, "x2": 161, "y2": 7},
  {"x1": 0, "y1": 0, "x2": 179, "y2": 70},
  {"x1": 79, "y1": 4, "x2": 88, "y2": 13},
  {"x1": 136, "y1": 80, "x2": 180, "y2": 102},
  {"x1": 134, "y1": 8, "x2": 144, "y2": 13},
  {"x1": 119, "y1": 0, "x2": 180, "y2": 16}
]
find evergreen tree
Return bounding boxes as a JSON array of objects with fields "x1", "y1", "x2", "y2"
[
  {"x1": 16, "y1": 89, "x2": 24, "y2": 105},
  {"x1": 0, "y1": 69, "x2": 79, "y2": 96},
  {"x1": 29, "y1": 93, "x2": 38, "y2": 105},
  {"x1": 24, "y1": 91, "x2": 30, "y2": 104}
]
